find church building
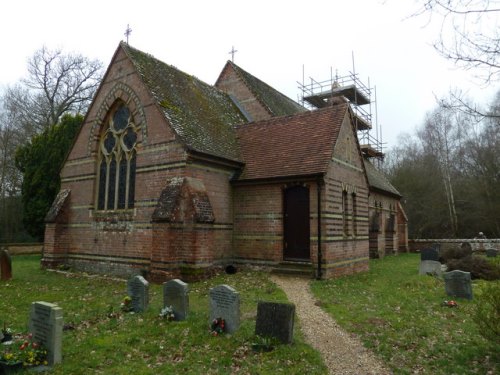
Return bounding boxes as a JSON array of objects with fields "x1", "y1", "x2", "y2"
[{"x1": 42, "y1": 42, "x2": 407, "y2": 281}]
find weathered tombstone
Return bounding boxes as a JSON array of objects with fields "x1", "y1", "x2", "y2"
[
  {"x1": 486, "y1": 248, "x2": 498, "y2": 257},
  {"x1": 419, "y1": 260, "x2": 442, "y2": 277},
  {"x1": 431, "y1": 243, "x2": 441, "y2": 252},
  {"x1": 0, "y1": 248, "x2": 12, "y2": 281},
  {"x1": 420, "y1": 247, "x2": 439, "y2": 261},
  {"x1": 255, "y1": 301, "x2": 295, "y2": 344},
  {"x1": 209, "y1": 284, "x2": 240, "y2": 334},
  {"x1": 127, "y1": 275, "x2": 149, "y2": 313},
  {"x1": 28, "y1": 301, "x2": 63, "y2": 366},
  {"x1": 443, "y1": 270, "x2": 473, "y2": 300},
  {"x1": 163, "y1": 279, "x2": 189, "y2": 321}
]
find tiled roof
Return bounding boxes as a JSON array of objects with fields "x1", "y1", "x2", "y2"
[
  {"x1": 228, "y1": 62, "x2": 307, "y2": 117},
  {"x1": 236, "y1": 105, "x2": 349, "y2": 181},
  {"x1": 363, "y1": 158, "x2": 401, "y2": 197},
  {"x1": 122, "y1": 43, "x2": 246, "y2": 162}
]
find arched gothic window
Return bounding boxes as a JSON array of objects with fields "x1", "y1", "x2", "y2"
[{"x1": 97, "y1": 103, "x2": 138, "y2": 210}]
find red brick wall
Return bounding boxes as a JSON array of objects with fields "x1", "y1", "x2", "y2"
[{"x1": 216, "y1": 64, "x2": 272, "y2": 122}]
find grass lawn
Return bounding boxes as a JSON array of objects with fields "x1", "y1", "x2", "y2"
[
  {"x1": 311, "y1": 253, "x2": 499, "y2": 375},
  {"x1": 1, "y1": 255, "x2": 326, "y2": 374}
]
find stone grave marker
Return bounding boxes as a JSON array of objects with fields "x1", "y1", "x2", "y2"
[
  {"x1": 486, "y1": 248, "x2": 498, "y2": 257},
  {"x1": 420, "y1": 247, "x2": 439, "y2": 261},
  {"x1": 28, "y1": 301, "x2": 63, "y2": 366},
  {"x1": 460, "y1": 242, "x2": 473, "y2": 253},
  {"x1": 444, "y1": 270, "x2": 473, "y2": 300},
  {"x1": 209, "y1": 284, "x2": 240, "y2": 334},
  {"x1": 431, "y1": 243, "x2": 441, "y2": 252},
  {"x1": 0, "y1": 248, "x2": 12, "y2": 281},
  {"x1": 163, "y1": 279, "x2": 189, "y2": 321},
  {"x1": 255, "y1": 301, "x2": 295, "y2": 344},
  {"x1": 127, "y1": 275, "x2": 149, "y2": 313},
  {"x1": 419, "y1": 260, "x2": 442, "y2": 277}
]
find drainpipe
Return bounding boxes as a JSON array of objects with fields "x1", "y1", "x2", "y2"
[{"x1": 317, "y1": 177, "x2": 323, "y2": 280}]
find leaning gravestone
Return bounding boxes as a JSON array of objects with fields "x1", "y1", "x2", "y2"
[
  {"x1": 420, "y1": 247, "x2": 440, "y2": 261},
  {"x1": 0, "y1": 248, "x2": 12, "y2": 281},
  {"x1": 443, "y1": 270, "x2": 473, "y2": 300},
  {"x1": 486, "y1": 248, "x2": 498, "y2": 257},
  {"x1": 127, "y1": 275, "x2": 149, "y2": 313},
  {"x1": 163, "y1": 279, "x2": 189, "y2": 321},
  {"x1": 28, "y1": 301, "x2": 63, "y2": 366},
  {"x1": 209, "y1": 285, "x2": 240, "y2": 334},
  {"x1": 255, "y1": 301, "x2": 295, "y2": 344},
  {"x1": 419, "y1": 260, "x2": 442, "y2": 277}
]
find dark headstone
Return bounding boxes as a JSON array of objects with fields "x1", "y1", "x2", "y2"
[
  {"x1": 0, "y1": 248, "x2": 12, "y2": 281},
  {"x1": 127, "y1": 275, "x2": 149, "y2": 313},
  {"x1": 163, "y1": 279, "x2": 189, "y2": 321},
  {"x1": 420, "y1": 247, "x2": 439, "y2": 261},
  {"x1": 444, "y1": 270, "x2": 473, "y2": 300},
  {"x1": 209, "y1": 285, "x2": 240, "y2": 334},
  {"x1": 486, "y1": 248, "x2": 498, "y2": 257},
  {"x1": 28, "y1": 301, "x2": 63, "y2": 365},
  {"x1": 419, "y1": 260, "x2": 442, "y2": 277},
  {"x1": 255, "y1": 301, "x2": 295, "y2": 344},
  {"x1": 431, "y1": 243, "x2": 441, "y2": 252}
]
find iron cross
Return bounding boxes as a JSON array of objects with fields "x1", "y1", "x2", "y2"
[
  {"x1": 124, "y1": 24, "x2": 132, "y2": 44},
  {"x1": 229, "y1": 46, "x2": 238, "y2": 62}
]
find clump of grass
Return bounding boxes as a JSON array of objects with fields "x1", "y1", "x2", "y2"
[{"x1": 310, "y1": 253, "x2": 499, "y2": 375}]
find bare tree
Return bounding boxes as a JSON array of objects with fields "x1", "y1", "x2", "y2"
[
  {"x1": 413, "y1": 0, "x2": 500, "y2": 84},
  {"x1": 4, "y1": 46, "x2": 103, "y2": 132}
]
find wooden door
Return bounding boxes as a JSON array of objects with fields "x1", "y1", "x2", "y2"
[{"x1": 284, "y1": 186, "x2": 310, "y2": 260}]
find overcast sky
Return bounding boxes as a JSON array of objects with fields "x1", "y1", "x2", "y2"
[{"x1": 0, "y1": 0, "x2": 497, "y2": 150}]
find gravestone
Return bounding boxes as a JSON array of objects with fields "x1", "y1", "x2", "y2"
[
  {"x1": 163, "y1": 279, "x2": 189, "y2": 321},
  {"x1": 209, "y1": 284, "x2": 240, "y2": 334},
  {"x1": 419, "y1": 260, "x2": 442, "y2": 277},
  {"x1": 127, "y1": 275, "x2": 149, "y2": 313},
  {"x1": 28, "y1": 301, "x2": 63, "y2": 366},
  {"x1": 420, "y1": 247, "x2": 439, "y2": 261},
  {"x1": 431, "y1": 243, "x2": 441, "y2": 252},
  {"x1": 486, "y1": 248, "x2": 498, "y2": 257},
  {"x1": 443, "y1": 270, "x2": 473, "y2": 300},
  {"x1": 0, "y1": 248, "x2": 12, "y2": 281},
  {"x1": 255, "y1": 301, "x2": 295, "y2": 344}
]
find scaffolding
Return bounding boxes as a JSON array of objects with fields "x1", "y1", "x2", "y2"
[{"x1": 297, "y1": 66, "x2": 385, "y2": 160}]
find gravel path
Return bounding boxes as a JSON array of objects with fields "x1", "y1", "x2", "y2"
[{"x1": 271, "y1": 275, "x2": 392, "y2": 375}]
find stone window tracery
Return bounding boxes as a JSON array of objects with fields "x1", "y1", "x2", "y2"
[{"x1": 96, "y1": 103, "x2": 138, "y2": 210}]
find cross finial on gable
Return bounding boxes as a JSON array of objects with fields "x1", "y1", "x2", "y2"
[
  {"x1": 124, "y1": 24, "x2": 132, "y2": 44},
  {"x1": 228, "y1": 46, "x2": 238, "y2": 63}
]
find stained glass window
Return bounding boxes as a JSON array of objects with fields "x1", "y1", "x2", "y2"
[{"x1": 96, "y1": 103, "x2": 138, "y2": 210}]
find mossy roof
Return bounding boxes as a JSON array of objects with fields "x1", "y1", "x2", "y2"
[
  {"x1": 227, "y1": 62, "x2": 307, "y2": 117},
  {"x1": 363, "y1": 158, "x2": 401, "y2": 197},
  {"x1": 122, "y1": 43, "x2": 246, "y2": 162}
]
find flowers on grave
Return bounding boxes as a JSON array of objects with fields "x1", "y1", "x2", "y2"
[
  {"x1": 442, "y1": 300, "x2": 458, "y2": 308},
  {"x1": 1, "y1": 324, "x2": 13, "y2": 342},
  {"x1": 210, "y1": 317, "x2": 225, "y2": 336},
  {"x1": 159, "y1": 305, "x2": 175, "y2": 321},
  {"x1": 1, "y1": 333, "x2": 48, "y2": 367},
  {"x1": 120, "y1": 296, "x2": 133, "y2": 312}
]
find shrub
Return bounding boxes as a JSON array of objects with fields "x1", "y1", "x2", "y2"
[
  {"x1": 473, "y1": 281, "x2": 500, "y2": 345},
  {"x1": 440, "y1": 246, "x2": 472, "y2": 263},
  {"x1": 446, "y1": 255, "x2": 500, "y2": 280}
]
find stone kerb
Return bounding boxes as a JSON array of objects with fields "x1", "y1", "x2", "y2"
[
  {"x1": 127, "y1": 275, "x2": 149, "y2": 313},
  {"x1": 163, "y1": 279, "x2": 189, "y2": 321},
  {"x1": 28, "y1": 301, "x2": 63, "y2": 366},
  {"x1": 209, "y1": 285, "x2": 240, "y2": 334}
]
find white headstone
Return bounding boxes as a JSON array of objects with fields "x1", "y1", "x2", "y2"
[
  {"x1": 209, "y1": 284, "x2": 240, "y2": 334},
  {"x1": 163, "y1": 279, "x2": 189, "y2": 321},
  {"x1": 419, "y1": 260, "x2": 442, "y2": 277},
  {"x1": 28, "y1": 301, "x2": 63, "y2": 366}
]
